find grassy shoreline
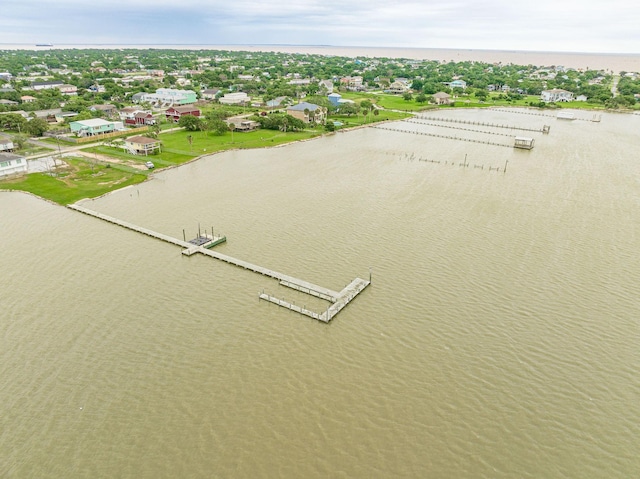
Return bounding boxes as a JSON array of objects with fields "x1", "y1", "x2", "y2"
[{"x1": 0, "y1": 101, "x2": 626, "y2": 205}]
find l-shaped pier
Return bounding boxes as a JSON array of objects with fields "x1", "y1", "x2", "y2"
[{"x1": 68, "y1": 203, "x2": 369, "y2": 322}]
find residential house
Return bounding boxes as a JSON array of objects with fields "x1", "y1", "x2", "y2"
[
  {"x1": 266, "y1": 96, "x2": 289, "y2": 108},
  {"x1": 327, "y1": 93, "x2": 342, "y2": 107},
  {"x1": 386, "y1": 80, "x2": 410, "y2": 94},
  {"x1": 449, "y1": 79, "x2": 467, "y2": 90},
  {"x1": 54, "y1": 111, "x2": 79, "y2": 123},
  {"x1": 286, "y1": 102, "x2": 326, "y2": 124},
  {"x1": 541, "y1": 89, "x2": 574, "y2": 102},
  {"x1": 21, "y1": 95, "x2": 37, "y2": 103},
  {"x1": 0, "y1": 99, "x2": 18, "y2": 106},
  {"x1": 165, "y1": 105, "x2": 201, "y2": 122},
  {"x1": 2, "y1": 110, "x2": 29, "y2": 119},
  {"x1": 340, "y1": 76, "x2": 364, "y2": 91},
  {"x1": 89, "y1": 104, "x2": 117, "y2": 117},
  {"x1": 30, "y1": 80, "x2": 64, "y2": 91},
  {"x1": 0, "y1": 152, "x2": 27, "y2": 177},
  {"x1": 132, "y1": 111, "x2": 155, "y2": 125},
  {"x1": 88, "y1": 84, "x2": 106, "y2": 93},
  {"x1": 288, "y1": 78, "x2": 311, "y2": 86},
  {"x1": 118, "y1": 107, "x2": 141, "y2": 122},
  {"x1": 576, "y1": 94, "x2": 588, "y2": 102},
  {"x1": 225, "y1": 117, "x2": 260, "y2": 132},
  {"x1": 432, "y1": 92, "x2": 452, "y2": 105},
  {"x1": 219, "y1": 92, "x2": 250, "y2": 105},
  {"x1": 124, "y1": 135, "x2": 161, "y2": 155},
  {"x1": 58, "y1": 84, "x2": 78, "y2": 95},
  {"x1": 201, "y1": 88, "x2": 221, "y2": 100},
  {"x1": 0, "y1": 139, "x2": 15, "y2": 152},
  {"x1": 318, "y1": 79, "x2": 334, "y2": 93},
  {"x1": 70, "y1": 118, "x2": 124, "y2": 136},
  {"x1": 131, "y1": 92, "x2": 146, "y2": 103},
  {"x1": 134, "y1": 88, "x2": 197, "y2": 106},
  {"x1": 33, "y1": 108, "x2": 63, "y2": 122}
]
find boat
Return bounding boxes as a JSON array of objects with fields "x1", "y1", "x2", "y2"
[{"x1": 35, "y1": 43, "x2": 53, "y2": 47}]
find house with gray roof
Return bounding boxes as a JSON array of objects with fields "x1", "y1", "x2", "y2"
[
  {"x1": 286, "y1": 102, "x2": 326, "y2": 124},
  {"x1": 0, "y1": 152, "x2": 27, "y2": 177}
]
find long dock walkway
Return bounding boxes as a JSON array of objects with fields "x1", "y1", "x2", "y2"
[
  {"x1": 69, "y1": 204, "x2": 193, "y2": 248},
  {"x1": 68, "y1": 203, "x2": 368, "y2": 322},
  {"x1": 372, "y1": 124, "x2": 513, "y2": 148},
  {"x1": 416, "y1": 114, "x2": 549, "y2": 133}
]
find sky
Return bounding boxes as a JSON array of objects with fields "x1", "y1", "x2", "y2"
[{"x1": 1, "y1": 0, "x2": 638, "y2": 54}]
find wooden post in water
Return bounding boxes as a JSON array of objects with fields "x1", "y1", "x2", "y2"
[
  {"x1": 183, "y1": 229, "x2": 186, "y2": 241},
  {"x1": 504, "y1": 159, "x2": 509, "y2": 174}
]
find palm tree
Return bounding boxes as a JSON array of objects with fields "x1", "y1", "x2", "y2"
[{"x1": 229, "y1": 123, "x2": 235, "y2": 143}]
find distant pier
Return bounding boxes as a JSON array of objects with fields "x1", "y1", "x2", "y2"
[{"x1": 68, "y1": 204, "x2": 369, "y2": 322}]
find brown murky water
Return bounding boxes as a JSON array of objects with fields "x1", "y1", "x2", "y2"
[{"x1": 1, "y1": 108, "x2": 639, "y2": 478}]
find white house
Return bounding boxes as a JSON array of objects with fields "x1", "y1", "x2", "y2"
[
  {"x1": 0, "y1": 139, "x2": 15, "y2": 152},
  {"x1": 133, "y1": 88, "x2": 197, "y2": 106},
  {"x1": 201, "y1": 88, "x2": 221, "y2": 100},
  {"x1": 541, "y1": 89, "x2": 574, "y2": 102},
  {"x1": 0, "y1": 153, "x2": 27, "y2": 177},
  {"x1": 450, "y1": 79, "x2": 467, "y2": 90},
  {"x1": 219, "y1": 92, "x2": 250, "y2": 105}
]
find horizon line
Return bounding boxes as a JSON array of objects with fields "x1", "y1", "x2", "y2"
[{"x1": 0, "y1": 42, "x2": 638, "y2": 57}]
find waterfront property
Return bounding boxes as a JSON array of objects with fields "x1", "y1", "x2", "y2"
[
  {"x1": 0, "y1": 152, "x2": 27, "y2": 177},
  {"x1": 541, "y1": 89, "x2": 574, "y2": 102},
  {"x1": 225, "y1": 117, "x2": 260, "y2": 132},
  {"x1": 432, "y1": 92, "x2": 453, "y2": 105},
  {"x1": 68, "y1": 204, "x2": 369, "y2": 323},
  {"x1": 123, "y1": 135, "x2": 161, "y2": 155},
  {"x1": 70, "y1": 118, "x2": 124, "y2": 136},
  {"x1": 286, "y1": 102, "x2": 327, "y2": 123}
]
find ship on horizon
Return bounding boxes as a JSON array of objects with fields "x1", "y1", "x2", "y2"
[{"x1": 35, "y1": 43, "x2": 53, "y2": 47}]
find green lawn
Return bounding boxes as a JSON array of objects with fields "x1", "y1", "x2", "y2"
[
  {"x1": 159, "y1": 127, "x2": 323, "y2": 155},
  {"x1": 330, "y1": 109, "x2": 411, "y2": 128},
  {"x1": 0, "y1": 157, "x2": 147, "y2": 205},
  {"x1": 83, "y1": 127, "x2": 325, "y2": 170}
]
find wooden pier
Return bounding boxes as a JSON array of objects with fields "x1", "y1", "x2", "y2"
[
  {"x1": 260, "y1": 278, "x2": 370, "y2": 323},
  {"x1": 372, "y1": 124, "x2": 513, "y2": 148},
  {"x1": 68, "y1": 203, "x2": 369, "y2": 322},
  {"x1": 416, "y1": 114, "x2": 549, "y2": 133}
]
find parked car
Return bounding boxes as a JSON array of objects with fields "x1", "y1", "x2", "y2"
[{"x1": 145, "y1": 161, "x2": 155, "y2": 169}]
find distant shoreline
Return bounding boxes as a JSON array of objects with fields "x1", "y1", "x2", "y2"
[{"x1": 1, "y1": 44, "x2": 639, "y2": 72}]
